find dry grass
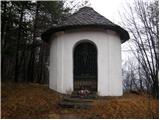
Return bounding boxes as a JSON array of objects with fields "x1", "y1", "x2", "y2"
[{"x1": 1, "y1": 82, "x2": 159, "y2": 119}]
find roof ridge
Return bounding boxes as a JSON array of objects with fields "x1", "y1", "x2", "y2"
[
  {"x1": 62, "y1": 6, "x2": 114, "y2": 26},
  {"x1": 63, "y1": 7, "x2": 94, "y2": 21},
  {"x1": 86, "y1": 7, "x2": 114, "y2": 25}
]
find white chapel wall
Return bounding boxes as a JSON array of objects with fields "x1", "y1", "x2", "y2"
[{"x1": 49, "y1": 29, "x2": 122, "y2": 96}]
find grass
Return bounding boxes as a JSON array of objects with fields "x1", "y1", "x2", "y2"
[{"x1": 1, "y1": 82, "x2": 159, "y2": 119}]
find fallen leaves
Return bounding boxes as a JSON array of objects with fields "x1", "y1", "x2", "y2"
[{"x1": 1, "y1": 82, "x2": 159, "y2": 118}]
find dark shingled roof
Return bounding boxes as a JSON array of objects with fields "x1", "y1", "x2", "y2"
[{"x1": 41, "y1": 7, "x2": 129, "y2": 43}]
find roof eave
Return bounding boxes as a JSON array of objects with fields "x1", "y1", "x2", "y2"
[{"x1": 41, "y1": 25, "x2": 130, "y2": 43}]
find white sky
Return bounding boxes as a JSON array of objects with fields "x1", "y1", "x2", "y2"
[
  {"x1": 90, "y1": 0, "x2": 127, "y2": 24},
  {"x1": 90, "y1": 0, "x2": 134, "y2": 62}
]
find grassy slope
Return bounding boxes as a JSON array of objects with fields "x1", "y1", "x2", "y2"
[{"x1": 1, "y1": 83, "x2": 159, "y2": 119}]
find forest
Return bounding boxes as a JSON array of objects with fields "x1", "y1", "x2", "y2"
[{"x1": 1, "y1": 1, "x2": 89, "y2": 84}]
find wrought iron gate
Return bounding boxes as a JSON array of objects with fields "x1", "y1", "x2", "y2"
[{"x1": 74, "y1": 42, "x2": 97, "y2": 91}]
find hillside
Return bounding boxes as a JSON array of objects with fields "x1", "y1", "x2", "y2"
[{"x1": 1, "y1": 83, "x2": 159, "y2": 119}]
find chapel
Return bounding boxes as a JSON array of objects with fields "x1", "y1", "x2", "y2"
[{"x1": 42, "y1": 7, "x2": 129, "y2": 96}]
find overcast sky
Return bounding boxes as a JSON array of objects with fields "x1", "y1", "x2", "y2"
[
  {"x1": 90, "y1": 0, "x2": 134, "y2": 63},
  {"x1": 90, "y1": 0, "x2": 127, "y2": 24}
]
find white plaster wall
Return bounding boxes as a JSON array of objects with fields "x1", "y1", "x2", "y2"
[
  {"x1": 49, "y1": 36, "x2": 57, "y2": 90},
  {"x1": 108, "y1": 31, "x2": 123, "y2": 96},
  {"x1": 49, "y1": 29, "x2": 122, "y2": 96}
]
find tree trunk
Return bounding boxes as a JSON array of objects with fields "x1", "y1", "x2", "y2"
[
  {"x1": 27, "y1": 2, "x2": 39, "y2": 82},
  {"x1": 1, "y1": 2, "x2": 8, "y2": 81},
  {"x1": 14, "y1": 4, "x2": 24, "y2": 82}
]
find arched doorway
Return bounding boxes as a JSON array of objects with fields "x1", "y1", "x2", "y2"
[{"x1": 73, "y1": 41, "x2": 97, "y2": 91}]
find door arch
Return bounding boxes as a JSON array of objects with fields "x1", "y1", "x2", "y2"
[{"x1": 73, "y1": 41, "x2": 98, "y2": 91}]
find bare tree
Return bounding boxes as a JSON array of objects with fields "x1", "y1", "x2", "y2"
[
  {"x1": 120, "y1": 0, "x2": 159, "y2": 98},
  {"x1": 122, "y1": 58, "x2": 140, "y2": 92}
]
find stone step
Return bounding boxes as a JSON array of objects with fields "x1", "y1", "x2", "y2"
[
  {"x1": 59, "y1": 91, "x2": 97, "y2": 109},
  {"x1": 71, "y1": 91, "x2": 97, "y2": 99},
  {"x1": 63, "y1": 97, "x2": 94, "y2": 103},
  {"x1": 59, "y1": 100, "x2": 92, "y2": 109}
]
